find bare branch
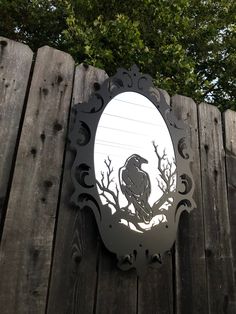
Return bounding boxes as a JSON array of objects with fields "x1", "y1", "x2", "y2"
[
  {"x1": 152, "y1": 192, "x2": 175, "y2": 215},
  {"x1": 97, "y1": 156, "x2": 120, "y2": 211},
  {"x1": 157, "y1": 179, "x2": 165, "y2": 193},
  {"x1": 153, "y1": 141, "x2": 169, "y2": 188},
  {"x1": 96, "y1": 179, "x2": 118, "y2": 209},
  {"x1": 152, "y1": 141, "x2": 177, "y2": 211},
  {"x1": 115, "y1": 184, "x2": 119, "y2": 199}
]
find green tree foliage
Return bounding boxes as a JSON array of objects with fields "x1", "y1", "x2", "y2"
[
  {"x1": 0, "y1": 0, "x2": 235, "y2": 110},
  {"x1": 0, "y1": 0, "x2": 67, "y2": 49}
]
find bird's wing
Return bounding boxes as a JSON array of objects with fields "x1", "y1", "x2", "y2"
[
  {"x1": 146, "y1": 173, "x2": 151, "y2": 198},
  {"x1": 119, "y1": 167, "x2": 135, "y2": 199},
  {"x1": 135, "y1": 169, "x2": 151, "y2": 201},
  {"x1": 118, "y1": 166, "x2": 125, "y2": 194}
]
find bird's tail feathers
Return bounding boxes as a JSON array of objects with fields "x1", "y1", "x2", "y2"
[{"x1": 132, "y1": 198, "x2": 152, "y2": 223}]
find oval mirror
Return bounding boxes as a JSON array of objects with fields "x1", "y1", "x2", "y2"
[
  {"x1": 94, "y1": 91, "x2": 176, "y2": 233},
  {"x1": 69, "y1": 65, "x2": 195, "y2": 273}
]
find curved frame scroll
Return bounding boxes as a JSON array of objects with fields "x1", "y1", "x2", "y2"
[{"x1": 69, "y1": 65, "x2": 196, "y2": 273}]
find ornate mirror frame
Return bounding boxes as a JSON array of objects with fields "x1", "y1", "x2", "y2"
[{"x1": 69, "y1": 65, "x2": 196, "y2": 273}]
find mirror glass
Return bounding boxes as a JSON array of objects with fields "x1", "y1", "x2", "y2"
[{"x1": 94, "y1": 92, "x2": 176, "y2": 232}]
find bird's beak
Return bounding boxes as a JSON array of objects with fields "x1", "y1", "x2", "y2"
[{"x1": 141, "y1": 157, "x2": 148, "y2": 164}]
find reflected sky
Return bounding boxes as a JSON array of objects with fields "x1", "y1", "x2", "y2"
[{"x1": 94, "y1": 91, "x2": 176, "y2": 210}]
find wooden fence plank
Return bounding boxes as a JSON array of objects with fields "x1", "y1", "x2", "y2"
[
  {"x1": 138, "y1": 90, "x2": 173, "y2": 314},
  {"x1": 0, "y1": 37, "x2": 33, "y2": 230},
  {"x1": 95, "y1": 246, "x2": 137, "y2": 314},
  {"x1": 138, "y1": 254, "x2": 173, "y2": 314},
  {"x1": 198, "y1": 103, "x2": 236, "y2": 313},
  {"x1": 47, "y1": 64, "x2": 108, "y2": 314},
  {"x1": 0, "y1": 46, "x2": 74, "y2": 314},
  {"x1": 171, "y1": 95, "x2": 208, "y2": 313},
  {"x1": 224, "y1": 110, "x2": 236, "y2": 283}
]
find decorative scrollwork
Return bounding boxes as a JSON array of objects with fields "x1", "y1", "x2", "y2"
[
  {"x1": 138, "y1": 76, "x2": 150, "y2": 90},
  {"x1": 122, "y1": 71, "x2": 133, "y2": 88},
  {"x1": 77, "y1": 121, "x2": 91, "y2": 146},
  {"x1": 179, "y1": 174, "x2": 192, "y2": 195},
  {"x1": 75, "y1": 164, "x2": 94, "y2": 188},
  {"x1": 108, "y1": 78, "x2": 124, "y2": 94},
  {"x1": 178, "y1": 137, "x2": 190, "y2": 159},
  {"x1": 78, "y1": 193, "x2": 101, "y2": 219},
  {"x1": 149, "y1": 87, "x2": 160, "y2": 104},
  {"x1": 165, "y1": 110, "x2": 186, "y2": 130},
  {"x1": 82, "y1": 93, "x2": 104, "y2": 113},
  {"x1": 175, "y1": 199, "x2": 192, "y2": 217},
  {"x1": 69, "y1": 120, "x2": 91, "y2": 148}
]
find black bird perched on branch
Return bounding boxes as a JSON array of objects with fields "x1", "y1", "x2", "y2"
[{"x1": 119, "y1": 154, "x2": 152, "y2": 223}]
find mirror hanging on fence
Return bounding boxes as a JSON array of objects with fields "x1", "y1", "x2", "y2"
[{"x1": 69, "y1": 65, "x2": 196, "y2": 273}]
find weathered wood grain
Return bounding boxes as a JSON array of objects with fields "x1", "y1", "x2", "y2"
[
  {"x1": 138, "y1": 253, "x2": 173, "y2": 314},
  {"x1": 47, "y1": 64, "x2": 108, "y2": 314},
  {"x1": 0, "y1": 37, "x2": 33, "y2": 231},
  {"x1": 224, "y1": 110, "x2": 236, "y2": 284},
  {"x1": 95, "y1": 245, "x2": 137, "y2": 314},
  {"x1": 198, "y1": 103, "x2": 236, "y2": 313},
  {"x1": 138, "y1": 90, "x2": 173, "y2": 314},
  {"x1": 0, "y1": 46, "x2": 74, "y2": 314},
  {"x1": 171, "y1": 95, "x2": 208, "y2": 313}
]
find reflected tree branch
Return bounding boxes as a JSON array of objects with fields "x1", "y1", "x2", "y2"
[
  {"x1": 152, "y1": 141, "x2": 176, "y2": 214},
  {"x1": 96, "y1": 156, "x2": 120, "y2": 211}
]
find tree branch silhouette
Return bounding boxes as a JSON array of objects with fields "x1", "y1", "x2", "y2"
[
  {"x1": 152, "y1": 141, "x2": 176, "y2": 213},
  {"x1": 96, "y1": 156, "x2": 120, "y2": 211}
]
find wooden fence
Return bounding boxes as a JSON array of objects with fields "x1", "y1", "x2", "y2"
[{"x1": 0, "y1": 36, "x2": 235, "y2": 314}]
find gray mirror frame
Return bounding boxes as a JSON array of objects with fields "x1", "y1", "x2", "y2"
[{"x1": 69, "y1": 65, "x2": 196, "y2": 273}]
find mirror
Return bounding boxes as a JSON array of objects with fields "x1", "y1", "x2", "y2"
[
  {"x1": 94, "y1": 92, "x2": 176, "y2": 233},
  {"x1": 70, "y1": 65, "x2": 196, "y2": 272}
]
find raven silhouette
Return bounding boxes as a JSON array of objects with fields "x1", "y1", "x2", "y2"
[{"x1": 119, "y1": 154, "x2": 152, "y2": 223}]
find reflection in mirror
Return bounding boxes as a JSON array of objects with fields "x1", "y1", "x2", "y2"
[{"x1": 94, "y1": 92, "x2": 176, "y2": 233}]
